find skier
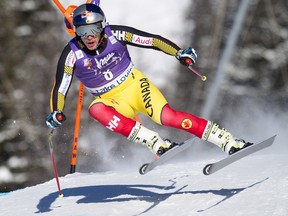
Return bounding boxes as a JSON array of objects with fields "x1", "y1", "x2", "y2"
[{"x1": 46, "y1": 3, "x2": 252, "y2": 156}]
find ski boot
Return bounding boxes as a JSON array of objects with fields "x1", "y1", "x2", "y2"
[
  {"x1": 156, "y1": 139, "x2": 179, "y2": 157},
  {"x1": 127, "y1": 122, "x2": 179, "y2": 156},
  {"x1": 227, "y1": 139, "x2": 253, "y2": 155},
  {"x1": 202, "y1": 121, "x2": 254, "y2": 155}
]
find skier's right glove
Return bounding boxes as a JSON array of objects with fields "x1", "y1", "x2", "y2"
[
  {"x1": 46, "y1": 111, "x2": 66, "y2": 129},
  {"x1": 176, "y1": 48, "x2": 197, "y2": 66}
]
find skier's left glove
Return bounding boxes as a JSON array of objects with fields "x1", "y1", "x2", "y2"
[
  {"x1": 46, "y1": 111, "x2": 66, "y2": 129},
  {"x1": 176, "y1": 48, "x2": 197, "y2": 66}
]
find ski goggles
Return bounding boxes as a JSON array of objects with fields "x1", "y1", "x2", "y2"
[{"x1": 75, "y1": 23, "x2": 103, "y2": 38}]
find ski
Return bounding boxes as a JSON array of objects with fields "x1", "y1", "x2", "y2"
[
  {"x1": 139, "y1": 137, "x2": 197, "y2": 175},
  {"x1": 203, "y1": 135, "x2": 277, "y2": 175}
]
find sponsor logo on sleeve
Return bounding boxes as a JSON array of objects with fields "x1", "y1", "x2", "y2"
[
  {"x1": 65, "y1": 51, "x2": 76, "y2": 67},
  {"x1": 59, "y1": 73, "x2": 72, "y2": 95},
  {"x1": 132, "y1": 35, "x2": 153, "y2": 46},
  {"x1": 112, "y1": 30, "x2": 125, "y2": 41}
]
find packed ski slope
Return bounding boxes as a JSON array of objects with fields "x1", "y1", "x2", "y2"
[{"x1": 0, "y1": 144, "x2": 287, "y2": 216}]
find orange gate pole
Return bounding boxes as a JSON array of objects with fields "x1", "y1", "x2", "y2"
[
  {"x1": 70, "y1": 82, "x2": 84, "y2": 173},
  {"x1": 52, "y1": 0, "x2": 84, "y2": 173}
]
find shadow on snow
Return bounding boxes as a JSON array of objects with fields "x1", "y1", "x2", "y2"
[{"x1": 35, "y1": 177, "x2": 269, "y2": 215}]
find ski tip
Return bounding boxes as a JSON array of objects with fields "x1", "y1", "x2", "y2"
[
  {"x1": 271, "y1": 134, "x2": 277, "y2": 140},
  {"x1": 262, "y1": 134, "x2": 277, "y2": 146},
  {"x1": 270, "y1": 134, "x2": 277, "y2": 143},
  {"x1": 267, "y1": 134, "x2": 277, "y2": 139},
  {"x1": 139, "y1": 163, "x2": 148, "y2": 175},
  {"x1": 203, "y1": 164, "x2": 212, "y2": 175}
]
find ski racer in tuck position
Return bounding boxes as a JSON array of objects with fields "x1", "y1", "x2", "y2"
[{"x1": 46, "y1": 3, "x2": 253, "y2": 157}]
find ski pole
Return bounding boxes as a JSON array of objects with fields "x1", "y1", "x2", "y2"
[
  {"x1": 48, "y1": 130, "x2": 63, "y2": 198},
  {"x1": 185, "y1": 59, "x2": 207, "y2": 81}
]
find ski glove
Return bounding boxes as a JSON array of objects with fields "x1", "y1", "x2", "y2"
[
  {"x1": 46, "y1": 111, "x2": 66, "y2": 129},
  {"x1": 176, "y1": 48, "x2": 197, "y2": 66}
]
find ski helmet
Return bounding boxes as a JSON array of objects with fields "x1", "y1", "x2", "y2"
[{"x1": 72, "y1": 4, "x2": 106, "y2": 38}]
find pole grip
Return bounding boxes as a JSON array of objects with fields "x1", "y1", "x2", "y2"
[{"x1": 185, "y1": 58, "x2": 193, "y2": 65}]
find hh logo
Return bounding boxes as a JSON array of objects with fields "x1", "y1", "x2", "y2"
[{"x1": 106, "y1": 115, "x2": 120, "y2": 131}]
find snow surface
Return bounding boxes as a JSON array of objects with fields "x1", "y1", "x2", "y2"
[{"x1": 0, "y1": 145, "x2": 287, "y2": 216}]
